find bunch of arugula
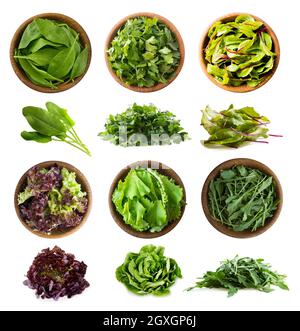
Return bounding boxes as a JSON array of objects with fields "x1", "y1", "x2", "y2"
[
  {"x1": 187, "y1": 255, "x2": 288, "y2": 297},
  {"x1": 108, "y1": 16, "x2": 180, "y2": 87},
  {"x1": 99, "y1": 103, "x2": 189, "y2": 146},
  {"x1": 14, "y1": 18, "x2": 89, "y2": 89},
  {"x1": 113, "y1": 168, "x2": 184, "y2": 232},
  {"x1": 21, "y1": 102, "x2": 91, "y2": 156},
  {"x1": 204, "y1": 14, "x2": 276, "y2": 87},
  {"x1": 201, "y1": 104, "x2": 279, "y2": 147},
  {"x1": 208, "y1": 165, "x2": 279, "y2": 232},
  {"x1": 116, "y1": 245, "x2": 182, "y2": 296}
]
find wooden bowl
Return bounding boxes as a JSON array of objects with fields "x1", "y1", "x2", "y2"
[
  {"x1": 10, "y1": 13, "x2": 92, "y2": 93},
  {"x1": 109, "y1": 160, "x2": 186, "y2": 238},
  {"x1": 201, "y1": 158, "x2": 282, "y2": 238},
  {"x1": 200, "y1": 13, "x2": 280, "y2": 93},
  {"x1": 14, "y1": 161, "x2": 92, "y2": 238},
  {"x1": 105, "y1": 12, "x2": 185, "y2": 93}
]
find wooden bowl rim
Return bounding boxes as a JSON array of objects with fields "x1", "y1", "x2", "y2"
[
  {"x1": 10, "y1": 12, "x2": 92, "y2": 93},
  {"x1": 105, "y1": 12, "x2": 185, "y2": 93},
  {"x1": 14, "y1": 161, "x2": 92, "y2": 238},
  {"x1": 199, "y1": 12, "x2": 280, "y2": 93},
  {"x1": 109, "y1": 160, "x2": 186, "y2": 238},
  {"x1": 201, "y1": 158, "x2": 283, "y2": 238}
]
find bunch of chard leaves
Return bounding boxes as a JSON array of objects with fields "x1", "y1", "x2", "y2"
[
  {"x1": 187, "y1": 255, "x2": 288, "y2": 297},
  {"x1": 208, "y1": 165, "x2": 278, "y2": 232},
  {"x1": 204, "y1": 14, "x2": 276, "y2": 87},
  {"x1": 116, "y1": 245, "x2": 182, "y2": 296},
  {"x1": 108, "y1": 16, "x2": 180, "y2": 87},
  {"x1": 112, "y1": 168, "x2": 184, "y2": 232},
  {"x1": 14, "y1": 18, "x2": 89, "y2": 89},
  {"x1": 21, "y1": 102, "x2": 91, "y2": 156},
  {"x1": 99, "y1": 103, "x2": 189, "y2": 146},
  {"x1": 201, "y1": 104, "x2": 274, "y2": 147}
]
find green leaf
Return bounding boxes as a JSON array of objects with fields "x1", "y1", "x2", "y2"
[
  {"x1": 21, "y1": 131, "x2": 52, "y2": 143},
  {"x1": 70, "y1": 46, "x2": 89, "y2": 80},
  {"x1": 35, "y1": 18, "x2": 70, "y2": 46},
  {"x1": 22, "y1": 106, "x2": 66, "y2": 136},
  {"x1": 18, "y1": 20, "x2": 41, "y2": 49},
  {"x1": 47, "y1": 37, "x2": 77, "y2": 79},
  {"x1": 15, "y1": 47, "x2": 63, "y2": 67}
]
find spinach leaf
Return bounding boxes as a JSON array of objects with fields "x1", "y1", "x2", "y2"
[
  {"x1": 201, "y1": 104, "x2": 280, "y2": 148},
  {"x1": 116, "y1": 245, "x2": 182, "y2": 296},
  {"x1": 47, "y1": 35, "x2": 78, "y2": 79},
  {"x1": 107, "y1": 16, "x2": 180, "y2": 87},
  {"x1": 112, "y1": 168, "x2": 184, "y2": 232},
  {"x1": 21, "y1": 102, "x2": 91, "y2": 156},
  {"x1": 99, "y1": 103, "x2": 189, "y2": 147},
  {"x1": 21, "y1": 131, "x2": 52, "y2": 143},
  {"x1": 14, "y1": 18, "x2": 89, "y2": 89},
  {"x1": 204, "y1": 15, "x2": 276, "y2": 87},
  {"x1": 19, "y1": 20, "x2": 41, "y2": 49},
  {"x1": 70, "y1": 46, "x2": 89, "y2": 80},
  {"x1": 187, "y1": 256, "x2": 288, "y2": 296},
  {"x1": 208, "y1": 165, "x2": 279, "y2": 232}
]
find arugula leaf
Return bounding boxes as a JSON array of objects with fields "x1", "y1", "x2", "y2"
[
  {"x1": 99, "y1": 103, "x2": 189, "y2": 147},
  {"x1": 204, "y1": 15, "x2": 276, "y2": 87},
  {"x1": 201, "y1": 104, "x2": 279, "y2": 148},
  {"x1": 112, "y1": 168, "x2": 184, "y2": 232},
  {"x1": 107, "y1": 16, "x2": 180, "y2": 87},
  {"x1": 116, "y1": 245, "x2": 182, "y2": 296},
  {"x1": 187, "y1": 256, "x2": 288, "y2": 296},
  {"x1": 208, "y1": 165, "x2": 279, "y2": 232},
  {"x1": 21, "y1": 102, "x2": 91, "y2": 156}
]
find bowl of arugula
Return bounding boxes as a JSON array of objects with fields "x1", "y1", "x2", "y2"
[
  {"x1": 200, "y1": 13, "x2": 280, "y2": 92},
  {"x1": 15, "y1": 161, "x2": 92, "y2": 238},
  {"x1": 105, "y1": 12, "x2": 185, "y2": 92},
  {"x1": 10, "y1": 13, "x2": 92, "y2": 93},
  {"x1": 109, "y1": 160, "x2": 186, "y2": 238},
  {"x1": 201, "y1": 158, "x2": 282, "y2": 238}
]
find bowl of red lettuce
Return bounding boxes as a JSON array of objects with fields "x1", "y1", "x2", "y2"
[{"x1": 15, "y1": 161, "x2": 92, "y2": 238}]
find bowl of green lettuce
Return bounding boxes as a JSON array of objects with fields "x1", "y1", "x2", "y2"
[{"x1": 109, "y1": 160, "x2": 186, "y2": 238}]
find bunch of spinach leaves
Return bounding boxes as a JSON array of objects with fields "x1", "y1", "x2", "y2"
[
  {"x1": 113, "y1": 168, "x2": 184, "y2": 232},
  {"x1": 14, "y1": 18, "x2": 89, "y2": 89},
  {"x1": 201, "y1": 104, "x2": 273, "y2": 147},
  {"x1": 99, "y1": 103, "x2": 189, "y2": 146},
  {"x1": 208, "y1": 165, "x2": 278, "y2": 232},
  {"x1": 108, "y1": 16, "x2": 180, "y2": 87},
  {"x1": 21, "y1": 102, "x2": 91, "y2": 156},
  {"x1": 187, "y1": 255, "x2": 288, "y2": 297},
  {"x1": 204, "y1": 15, "x2": 276, "y2": 87},
  {"x1": 116, "y1": 245, "x2": 182, "y2": 296}
]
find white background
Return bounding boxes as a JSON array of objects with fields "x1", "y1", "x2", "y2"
[{"x1": 0, "y1": 0, "x2": 298, "y2": 311}]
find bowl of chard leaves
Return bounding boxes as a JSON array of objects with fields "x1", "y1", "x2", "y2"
[
  {"x1": 200, "y1": 13, "x2": 280, "y2": 92},
  {"x1": 201, "y1": 158, "x2": 282, "y2": 238},
  {"x1": 109, "y1": 160, "x2": 186, "y2": 238},
  {"x1": 15, "y1": 161, "x2": 92, "y2": 238},
  {"x1": 105, "y1": 12, "x2": 185, "y2": 92},
  {"x1": 10, "y1": 13, "x2": 91, "y2": 93}
]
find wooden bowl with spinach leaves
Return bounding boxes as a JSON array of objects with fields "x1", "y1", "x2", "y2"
[
  {"x1": 10, "y1": 13, "x2": 92, "y2": 93},
  {"x1": 109, "y1": 160, "x2": 186, "y2": 238},
  {"x1": 201, "y1": 158, "x2": 282, "y2": 238},
  {"x1": 200, "y1": 13, "x2": 280, "y2": 92},
  {"x1": 14, "y1": 161, "x2": 92, "y2": 238},
  {"x1": 105, "y1": 12, "x2": 185, "y2": 93}
]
